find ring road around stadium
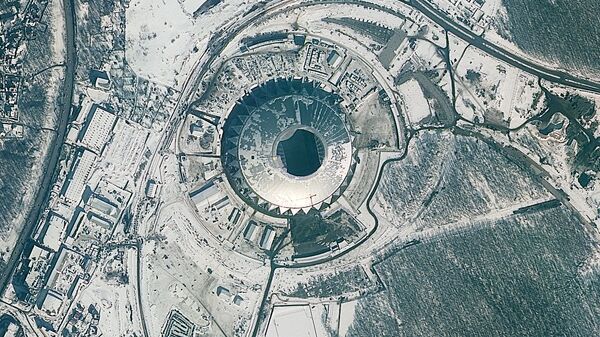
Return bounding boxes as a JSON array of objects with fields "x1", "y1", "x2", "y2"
[{"x1": 182, "y1": 29, "x2": 400, "y2": 229}]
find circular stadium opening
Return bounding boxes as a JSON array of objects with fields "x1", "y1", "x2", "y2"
[{"x1": 276, "y1": 128, "x2": 325, "y2": 177}]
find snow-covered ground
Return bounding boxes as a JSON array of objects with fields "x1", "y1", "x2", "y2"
[
  {"x1": 49, "y1": 0, "x2": 66, "y2": 59},
  {"x1": 397, "y1": 79, "x2": 431, "y2": 126},
  {"x1": 0, "y1": 0, "x2": 66, "y2": 269},
  {"x1": 125, "y1": 0, "x2": 256, "y2": 89},
  {"x1": 76, "y1": 249, "x2": 143, "y2": 336},
  {"x1": 455, "y1": 46, "x2": 545, "y2": 127},
  {"x1": 339, "y1": 300, "x2": 358, "y2": 337}
]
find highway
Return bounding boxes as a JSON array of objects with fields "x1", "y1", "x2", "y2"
[
  {"x1": 407, "y1": 0, "x2": 600, "y2": 93},
  {"x1": 0, "y1": 0, "x2": 76, "y2": 294}
]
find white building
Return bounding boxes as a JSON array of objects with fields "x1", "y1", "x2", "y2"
[
  {"x1": 62, "y1": 150, "x2": 97, "y2": 205},
  {"x1": 37, "y1": 214, "x2": 68, "y2": 252},
  {"x1": 40, "y1": 289, "x2": 64, "y2": 316},
  {"x1": 94, "y1": 76, "x2": 111, "y2": 90},
  {"x1": 259, "y1": 227, "x2": 276, "y2": 251},
  {"x1": 88, "y1": 195, "x2": 119, "y2": 219},
  {"x1": 146, "y1": 179, "x2": 159, "y2": 198},
  {"x1": 243, "y1": 220, "x2": 258, "y2": 241},
  {"x1": 190, "y1": 180, "x2": 229, "y2": 210},
  {"x1": 25, "y1": 245, "x2": 52, "y2": 288},
  {"x1": 78, "y1": 105, "x2": 117, "y2": 154},
  {"x1": 4, "y1": 321, "x2": 19, "y2": 337}
]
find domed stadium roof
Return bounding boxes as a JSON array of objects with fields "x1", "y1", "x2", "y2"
[{"x1": 221, "y1": 78, "x2": 356, "y2": 216}]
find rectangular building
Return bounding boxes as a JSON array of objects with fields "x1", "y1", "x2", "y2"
[
  {"x1": 88, "y1": 195, "x2": 119, "y2": 219},
  {"x1": 45, "y1": 247, "x2": 87, "y2": 299},
  {"x1": 62, "y1": 150, "x2": 97, "y2": 205},
  {"x1": 37, "y1": 214, "x2": 68, "y2": 252},
  {"x1": 243, "y1": 220, "x2": 258, "y2": 241},
  {"x1": 259, "y1": 227, "x2": 276, "y2": 251},
  {"x1": 78, "y1": 105, "x2": 117, "y2": 154},
  {"x1": 190, "y1": 180, "x2": 228, "y2": 210}
]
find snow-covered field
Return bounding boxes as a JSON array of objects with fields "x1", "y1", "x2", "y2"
[
  {"x1": 339, "y1": 300, "x2": 358, "y2": 337},
  {"x1": 125, "y1": 0, "x2": 256, "y2": 88},
  {"x1": 397, "y1": 79, "x2": 431, "y2": 125},
  {"x1": 140, "y1": 196, "x2": 269, "y2": 336},
  {"x1": 455, "y1": 46, "x2": 545, "y2": 127},
  {"x1": 76, "y1": 249, "x2": 143, "y2": 336}
]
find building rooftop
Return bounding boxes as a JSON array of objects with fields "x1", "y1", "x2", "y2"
[
  {"x1": 39, "y1": 214, "x2": 68, "y2": 252},
  {"x1": 41, "y1": 289, "x2": 64, "y2": 316},
  {"x1": 79, "y1": 105, "x2": 117, "y2": 154},
  {"x1": 221, "y1": 78, "x2": 356, "y2": 216},
  {"x1": 62, "y1": 150, "x2": 97, "y2": 204}
]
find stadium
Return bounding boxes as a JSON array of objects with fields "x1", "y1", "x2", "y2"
[{"x1": 221, "y1": 78, "x2": 357, "y2": 216}]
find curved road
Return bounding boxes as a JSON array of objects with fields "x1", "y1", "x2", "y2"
[
  {"x1": 408, "y1": 0, "x2": 600, "y2": 93},
  {"x1": 173, "y1": 1, "x2": 600, "y2": 335},
  {"x1": 4, "y1": 0, "x2": 596, "y2": 331},
  {"x1": 166, "y1": 0, "x2": 600, "y2": 161}
]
